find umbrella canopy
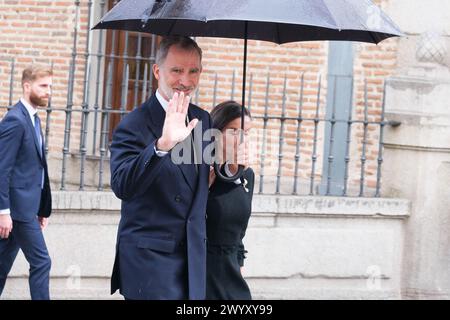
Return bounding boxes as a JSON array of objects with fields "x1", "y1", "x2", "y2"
[
  {"x1": 94, "y1": 0, "x2": 402, "y2": 44},
  {"x1": 94, "y1": 0, "x2": 402, "y2": 181}
]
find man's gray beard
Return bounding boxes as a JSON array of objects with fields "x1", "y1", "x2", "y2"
[{"x1": 165, "y1": 87, "x2": 198, "y2": 101}]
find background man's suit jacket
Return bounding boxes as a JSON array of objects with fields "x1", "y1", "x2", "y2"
[{"x1": 0, "y1": 101, "x2": 51, "y2": 221}]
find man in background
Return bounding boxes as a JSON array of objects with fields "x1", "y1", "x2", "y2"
[{"x1": 0, "y1": 65, "x2": 53, "y2": 300}]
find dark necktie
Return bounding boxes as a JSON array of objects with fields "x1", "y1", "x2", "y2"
[
  {"x1": 34, "y1": 113, "x2": 42, "y2": 156},
  {"x1": 34, "y1": 113, "x2": 44, "y2": 188}
]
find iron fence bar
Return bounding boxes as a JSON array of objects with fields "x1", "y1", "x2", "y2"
[
  {"x1": 5, "y1": 107, "x2": 137, "y2": 115},
  {"x1": 91, "y1": 0, "x2": 106, "y2": 155},
  {"x1": 4, "y1": 105, "x2": 394, "y2": 121},
  {"x1": 275, "y1": 74, "x2": 287, "y2": 194},
  {"x1": 147, "y1": 35, "x2": 157, "y2": 98},
  {"x1": 97, "y1": 2, "x2": 118, "y2": 189},
  {"x1": 326, "y1": 75, "x2": 338, "y2": 195},
  {"x1": 8, "y1": 57, "x2": 14, "y2": 108},
  {"x1": 120, "y1": 32, "x2": 130, "y2": 120},
  {"x1": 309, "y1": 74, "x2": 322, "y2": 195},
  {"x1": 247, "y1": 73, "x2": 253, "y2": 113},
  {"x1": 343, "y1": 76, "x2": 354, "y2": 196},
  {"x1": 375, "y1": 80, "x2": 387, "y2": 197},
  {"x1": 98, "y1": 60, "x2": 114, "y2": 190},
  {"x1": 80, "y1": 52, "x2": 154, "y2": 62},
  {"x1": 231, "y1": 70, "x2": 235, "y2": 101},
  {"x1": 60, "y1": 0, "x2": 80, "y2": 190},
  {"x1": 133, "y1": 33, "x2": 143, "y2": 107},
  {"x1": 141, "y1": 63, "x2": 148, "y2": 105},
  {"x1": 79, "y1": 0, "x2": 93, "y2": 190},
  {"x1": 359, "y1": 79, "x2": 369, "y2": 197},
  {"x1": 120, "y1": 63, "x2": 129, "y2": 119},
  {"x1": 251, "y1": 115, "x2": 383, "y2": 124},
  {"x1": 80, "y1": 0, "x2": 93, "y2": 114},
  {"x1": 5, "y1": 106, "x2": 401, "y2": 121},
  {"x1": 258, "y1": 72, "x2": 270, "y2": 194},
  {"x1": 293, "y1": 73, "x2": 304, "y2": 195},
  {"x1": 212, "y1": 73, "x2": 218, "y2": 108},
  {"x1": 6, "y1": 102, "x2": 399, "y2": 122},
  {"x1": 44, "y1": 61, "x2": 54, "y2": 158}
]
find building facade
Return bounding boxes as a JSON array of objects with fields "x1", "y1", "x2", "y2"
[{"x1": 1, "y1": 0, "x2": 450, "y2": 299}]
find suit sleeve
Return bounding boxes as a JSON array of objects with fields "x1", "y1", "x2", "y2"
[
  {"x1": 109, "y1": 121, "x2": 168, "y2": 201},
  {"x1": 0, "y1": 116, "x2": 25, "y2": 210}
]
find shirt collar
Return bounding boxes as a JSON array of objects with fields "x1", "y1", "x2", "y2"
[
  {"x1": 20, "y1": 97, "x2": 38, "y2": 121},
  {"x1": 155, "y1": 90, "x2": 168, "y2": 112}
]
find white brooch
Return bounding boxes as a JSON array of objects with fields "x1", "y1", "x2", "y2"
[{"x1": 242, "y1": 178, "x2": 249, "y2": 193}]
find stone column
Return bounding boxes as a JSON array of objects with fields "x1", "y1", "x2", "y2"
[{"x1": 383, "y1": 0, "x2": 450, "y2": 299}]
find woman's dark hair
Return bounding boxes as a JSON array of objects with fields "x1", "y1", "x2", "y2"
[{"x1": 210, "y1": 100, "x2": 252, "y2": 131}]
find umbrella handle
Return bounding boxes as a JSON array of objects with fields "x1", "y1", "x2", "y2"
[{"x1": 213, "y1": 163, "x2": 245, "y2": 182}]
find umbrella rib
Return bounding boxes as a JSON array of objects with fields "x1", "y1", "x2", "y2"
[
  {"x1": 167, "y1": 19, "x2": 177, "y2": 36},
  {"x1": 368, "y1": 31, "x2": 379, "y2": 44},
  {"x1": 276, "y1": 22, "x2": 281, "y2": 44},
  {"x1": 320, "y1": 0, "x2": 340, "y2": 29}
]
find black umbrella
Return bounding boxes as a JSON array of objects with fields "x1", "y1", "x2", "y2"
[{"x1": 94, "y1": 0, "x2": 403, "y2": 181}]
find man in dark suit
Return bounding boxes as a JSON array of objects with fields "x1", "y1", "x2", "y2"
[
  {"x1": 0, "y1": 66, "x2": 53, "y2": 300},
  {"x1": 110, "y1": 36, "x2": 212, "y2": 300}
]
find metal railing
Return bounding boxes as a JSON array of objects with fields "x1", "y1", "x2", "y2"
[
  {"x1": 0, "y1": 59, "x2": 400, "y2": 197},
  {"x1": 0, "y1": 0, "x2": 401, "y2": 197}
]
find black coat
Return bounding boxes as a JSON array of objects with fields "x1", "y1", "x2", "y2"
[{"x1": 206, "y1": 167, "x2": 254, "y2": 300}]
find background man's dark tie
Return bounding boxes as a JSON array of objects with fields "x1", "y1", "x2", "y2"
[
  {"x1": 34, "y1": 113, "x2": 44, "y2": 188},
  {"x1": 34, "y1": 114, "x2": 42, "y2": 157}
]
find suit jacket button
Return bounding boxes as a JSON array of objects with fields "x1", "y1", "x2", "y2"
[{"x1": 175, "y1": 195, "x2": 181, "y2": 202}]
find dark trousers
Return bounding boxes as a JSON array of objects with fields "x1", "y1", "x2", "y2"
[{"x1": 0, "y1": 217, "x2": 51, "y2": 300}]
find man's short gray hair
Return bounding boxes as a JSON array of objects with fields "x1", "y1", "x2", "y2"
[{"x1": 155, "y1": 36, "x2": 202, "y2": 65}]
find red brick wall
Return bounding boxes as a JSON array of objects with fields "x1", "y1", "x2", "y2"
[{"x1": 0, "y1": 0, "x2": 90, "y2": 154}]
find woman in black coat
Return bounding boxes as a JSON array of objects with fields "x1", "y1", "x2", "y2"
[{"x1": 206, "y1": 101, "x2": 254, "y2": 300}]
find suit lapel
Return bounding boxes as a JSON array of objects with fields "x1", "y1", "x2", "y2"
[
  {"x1": 19, "y1": 102, "x2": 43, "y2": 161},
  {"x1": 145, "y1": 95, "x2": 165, "y2": 139},
  {"x1": 177, "y1": 105, "x2": 200, "y2": 192}
]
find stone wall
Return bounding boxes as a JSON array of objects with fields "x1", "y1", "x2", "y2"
[{"x1": 2, "y1": 192, "x2": 410, "y2": 299}]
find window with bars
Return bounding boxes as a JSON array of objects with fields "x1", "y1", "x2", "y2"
[{"x1": 104, "y1": 0, "x2": 159, "y2": 137}]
